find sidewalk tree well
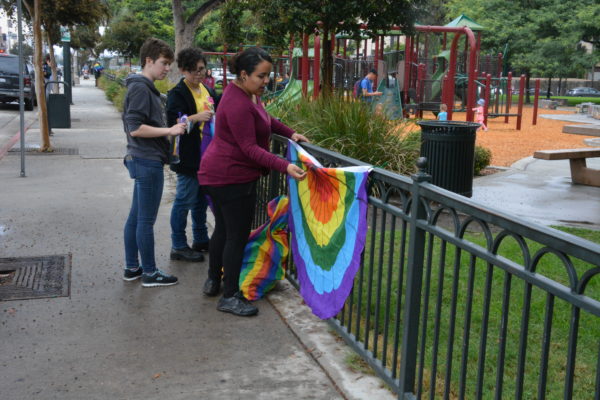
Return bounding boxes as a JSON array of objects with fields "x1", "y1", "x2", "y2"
[
  {"x1": 243, "y1": 0, "x2": 424, "y2": 95},
  {"x1": 0, "y1": 0, "x2": 108, "y2": 151}
]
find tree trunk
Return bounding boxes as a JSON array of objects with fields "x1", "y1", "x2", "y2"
[
  {"x1": 558, "y1": 77, "x2": 562, "y2": 96},
  {"x1": 546, "y1": 77, "x2": 552, "y2": 99},
  {"x1": 170, "y1": 0, "x2": 225, "y2": 84},
  {"x1": 33, "y1": 0, "x2": 51, "y2": 151},
  {"x1": 321, "y1": 26, "x2": 333, "y2": 95}
]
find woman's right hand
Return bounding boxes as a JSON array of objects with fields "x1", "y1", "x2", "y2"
[
  {"x1": 168, "y1": 122, "x2": 187, "y2": 136},
  {"x1": 287, "y1": 164, "x2": 307, "y2": 180},
  {"x1": 194, "y1": 110, "x2": 214, "y2": 123}
]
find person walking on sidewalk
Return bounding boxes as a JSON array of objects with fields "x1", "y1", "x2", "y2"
[
  {"x1": 122, "y1": 38, "x2": 186, "y2": 287},
  {"x1": 166, "y1": 48, "x2": 219, "y2": 262},
  {"x1": 198, "y1": 47, "x2": 308, "y2": 316}
]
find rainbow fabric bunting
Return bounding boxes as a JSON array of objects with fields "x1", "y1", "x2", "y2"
[
  {"x1": 240, "y1": 195, "x2": 290, "y2": 301},
  {"x1": 287, "y1": 140, "x2": 371, "y2": 319}
]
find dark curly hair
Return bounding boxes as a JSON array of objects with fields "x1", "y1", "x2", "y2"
[
  {"x1": 176, "y1": 48, "x2": 207, "y2": 72},
  {"x1": 140, "y1": 38, "x2": 174, "y2": 68},
  {"x1": 229, "y1": 47, "x2": 273, "y2": 77}
]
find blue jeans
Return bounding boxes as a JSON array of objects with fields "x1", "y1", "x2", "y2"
[
  {"x1": 123, "y1": 157, "x2": 164, "y2": 274},
  {"x1": 170, "y1": 173, "x2": 209, "y2": 249}
]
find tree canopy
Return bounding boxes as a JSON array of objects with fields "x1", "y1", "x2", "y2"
[
  {"x1": 444, "y1": 0, "x2": 599, "y2": 79},
  {"x1": 230, "y1": 0, "x2": 425, "y2": 93}
]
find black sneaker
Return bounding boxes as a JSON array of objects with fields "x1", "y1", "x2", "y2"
[
  {"x1": 217, "y1": 292, "x2": 258, "y2": 316},
  {"x1": 192, "y1": 241, "x2": 209, "y2": 252},
  {"x1": 170, "y1": 246, "x2": 204, "y2": 262},
  {"x1": 141, "y1": 269, "x2": 178, "y2": 287},
  {"x1": 123, "y1": 267, "x2": 143, "y2": 281},
  {"x1": 203, "y1": 277, "x2": 220, "y2": 296}
]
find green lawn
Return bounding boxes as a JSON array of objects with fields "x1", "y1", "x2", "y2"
[{"x1": 348, "y1": 224, "x2": 599, "y2": 398}]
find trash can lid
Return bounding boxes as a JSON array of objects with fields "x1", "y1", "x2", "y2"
[{"x1": 417, "y1": 121, "x2": 481, "y2": 129}]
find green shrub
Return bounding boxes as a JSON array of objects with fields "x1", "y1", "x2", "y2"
[
  {"x1": 474, "y1": 145, "x2": 492, "y2": 175},
  {"x1": 112, "y1": 87, "x2": 127, "y2": 112},
  {"x1": 154, "y1": 78, "x2": 175, "y2": 94},
  {"x1": 97, "y1": 73, "x2": 127, "y2": 110},
  {"x1": 272, "y1": 95, "x2": 421, "y2": 175},
  {"x1": 104, "y1": 80, "x2": 122, "y2": 102}
]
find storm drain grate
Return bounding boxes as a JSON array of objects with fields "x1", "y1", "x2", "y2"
[
  {"x1": 0, "y1": 255, "x2": 71, "y2": 301},
  {"x1": 8, "y1": 147, "x2": 79, "y2": 155}
]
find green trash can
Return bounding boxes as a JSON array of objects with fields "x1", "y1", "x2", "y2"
[
  {"x1": 417, "y1": 121, "x2": 480, "y2": 197},
  {"x1": 45, "y1": 81, "x2": 71, "y2": 129}
]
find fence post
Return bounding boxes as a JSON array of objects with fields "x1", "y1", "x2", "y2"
[
  {"x1": 398, "y1": 157, "x2": 431, "y2": 399},
  {"x1": 484, "y1": 73, "x2": 491, "y2": 126},
  {"x1": 532, "y1": 79, "x2": 540, "y2": 125},
  {"x1": 516, "y1": 74, "x2": 525, "y2": 130},
  {"x1": 268, "y1": 139, "x2": 282, "y2": 201},
  {"x1": 505, "y1": 72, "x2": 512, "y2": 124},
  {"x1": 417, "y1": 64, "x2": 426, "y2": 119}
]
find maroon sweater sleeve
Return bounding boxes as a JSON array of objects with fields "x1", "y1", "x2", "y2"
[{"x1": 225, "y1": 103, "x2": 290, "y2": 174}]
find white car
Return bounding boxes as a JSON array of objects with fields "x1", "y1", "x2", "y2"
[{"x1": 211, "y1": 69, "x2": 236, "y2": 85}]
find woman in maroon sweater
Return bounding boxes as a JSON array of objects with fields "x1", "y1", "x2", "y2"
[{"x1": 198, "y1": 47, "x2": 307, "y2": 316}]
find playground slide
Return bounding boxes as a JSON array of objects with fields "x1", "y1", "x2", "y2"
[
  {"x1": 373, "y1": 79, "x2": 403, "y2": 120},
  {"x1": 265, "y1": 78, "x2": 313, "y2": 114},
  {"x1": 430, "y1": 49, "x2": 450, "y2": 101}
]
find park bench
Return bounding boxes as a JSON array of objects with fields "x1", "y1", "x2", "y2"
[
  {"x1": 533, "y1": 148, "x2": 600, "y2": 187},
  {"x1": 539, "y1": 99, "x2": 558, "y2": 110}
]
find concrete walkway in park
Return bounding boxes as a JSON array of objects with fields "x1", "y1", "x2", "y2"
[{"x1": 0, "y1": 78, "x2": 393, "y2": 400}]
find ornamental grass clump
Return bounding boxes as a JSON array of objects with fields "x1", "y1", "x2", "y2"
[{"x1": 272, "y1": 95, "x2": 420, "y2": 176}]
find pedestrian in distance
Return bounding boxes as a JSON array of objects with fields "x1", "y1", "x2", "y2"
[
  {"x1": 198, "y1": 47, "x2": 308, "y2": 317},
  {"x1": 166, "y1": 48, "x2": 219, "y2": 262},
  {"x1": 438, "y1": 103, "x2": 448, "y2": 121},
  {"x1": 203, "y1": 68, "x2": 215, "y2": 89},
  {"x1": 360, "y1": 69, "x2": 383, "y2": 101},
  {"x1": 122, "y1": 38, "x2": 187, "y2": 287},
  {"x1": 473, "y1": 98, "x2": 488, "y2": 131},
  {"x1": 43, "y1": 54, "x2": 52, "y2": 95}
]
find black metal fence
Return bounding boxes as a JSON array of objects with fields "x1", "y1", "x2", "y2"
[{"x1": 258, "y1": 135, "x2": 600, "y2": 400}]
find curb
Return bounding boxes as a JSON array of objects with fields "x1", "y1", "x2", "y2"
[{"x1": 267, "y1": 280, "x2": 395, "y2": 400}]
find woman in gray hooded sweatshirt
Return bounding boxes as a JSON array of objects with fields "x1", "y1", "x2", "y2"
[{"x1": 121, "y1": 38, "x2": 186, "y2": 287}]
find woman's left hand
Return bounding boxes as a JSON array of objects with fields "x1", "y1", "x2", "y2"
[{"x1": 291, "y1": 133, "x2": 309, "y2": 143}]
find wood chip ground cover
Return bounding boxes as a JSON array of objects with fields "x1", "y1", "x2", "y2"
[{"x1": 413, "y1": 106, "x2": 596, "y2": 167}]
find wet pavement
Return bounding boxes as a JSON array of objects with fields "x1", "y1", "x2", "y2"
[
  {"x1": 0, "y1": 79, "x2": 395, "y2": 400},
  {"x1": 472, "y1": 109, "x2": 600, "y2": 230},
  {"x1": 472, "y1": 115, "x2": 600, "y2": 229},
  {"x1": 1, "y1": 79, "x2": 599, "y2": 400}
]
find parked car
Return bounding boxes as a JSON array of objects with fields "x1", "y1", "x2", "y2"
[
  {"x1": 566, "y1": 87, "x2": 600, "y2": 97},
  {"x1": 511, "y1": 88, "x2": 553, "y2": 96},
  {"x1": 0, "y1": 54, "x2": 36, "y2": 110},
  {"x1": 211, "y1": 68, "x2": 236, "y2": 85}
]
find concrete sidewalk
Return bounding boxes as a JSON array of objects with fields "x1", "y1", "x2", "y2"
[{"x1": 0, "y1": 79, "x2": 392, "y2": 400}]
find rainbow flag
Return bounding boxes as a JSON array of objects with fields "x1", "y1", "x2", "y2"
[
  {"x1": 240, "y1": 195, "x2": 290, "y2": 301},
  {"x1": 287, "y1": 140, "x2": 371, "y2": 319}
]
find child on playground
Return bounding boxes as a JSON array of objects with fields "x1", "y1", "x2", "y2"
[
  {"x1": 473, "y1": 98, "x2": 488, "y2": 131},
  {"x1": 437, "y1": 103, "x2": 448, "y2": 121}
]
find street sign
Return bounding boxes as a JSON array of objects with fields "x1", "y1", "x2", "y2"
[{"x1": 60, "y1": 26, "x2": 70, "y2": 43}]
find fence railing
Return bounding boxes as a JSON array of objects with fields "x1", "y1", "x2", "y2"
[
  {"x1": 102, "y1": 71, "x2": 600, "y2": 398},
  {"x1": 258, "y1": 135, "x2": 600, "y2": 400}
]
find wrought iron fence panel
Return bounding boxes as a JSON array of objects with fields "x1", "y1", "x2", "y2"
[{"x1": 243, "y1": 131, "x2": 600, "y2": 398}]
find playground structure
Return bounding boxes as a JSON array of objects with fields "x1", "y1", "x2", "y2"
[{"x1": 204, "y1": 15, "x2": 545, "y2": 129}]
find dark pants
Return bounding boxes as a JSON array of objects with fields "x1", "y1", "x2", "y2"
[{"x1": 205, "y1": 181, "x2": 257, "y2": 298}]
